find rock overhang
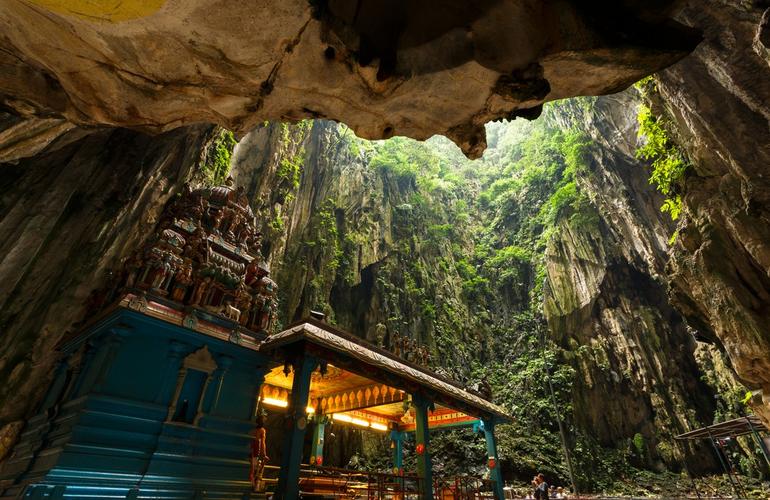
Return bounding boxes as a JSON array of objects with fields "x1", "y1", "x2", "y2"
[{"x1": 0, "y1": 0, "x2": 700, "y2": 158}]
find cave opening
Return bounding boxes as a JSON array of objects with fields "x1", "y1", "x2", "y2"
[{"x1": 1, "y1": 1, "x2": 770, "y2": 498}]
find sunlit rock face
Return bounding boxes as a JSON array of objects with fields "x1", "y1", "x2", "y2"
[
  {"x1": 656, "y1": 1, "x2": 770, "y2": 425},
  {"x1": 0, "y1": 0, "x2": 697, "y2": 158},
  {"x1": 543, "y1": 91, "x2": 724, "y2": 472}
]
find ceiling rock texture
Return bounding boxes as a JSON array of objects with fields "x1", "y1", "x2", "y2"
[{"x1": 0, "y1": 0, "x2": 698, "y2": 158}]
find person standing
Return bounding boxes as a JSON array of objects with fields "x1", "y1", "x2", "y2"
[
  {"x1": 250, "y1": 413, "x2": 269, "y2": 492},
  {"x1": 536, "y1": 473, "x2": 549, "y2": 500}
]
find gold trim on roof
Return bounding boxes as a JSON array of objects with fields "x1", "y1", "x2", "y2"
[{"x1": 261, "y1": 321, "x2": 512, "y2": 422}]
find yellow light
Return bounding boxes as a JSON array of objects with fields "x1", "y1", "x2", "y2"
[
  {"x1": 332, "y1": 413, "x2": 352, "y2": 423},
  {"x1": 351, "y1": 418, "x2": 370, "y2": 428},
  {"x1": 262, "y1": 397, "x2": 288, "y2": 408},
  {"x1": 370, "y1": 422, "x2": 388, "y2": 432},
  {"x1": 306, "y1": 406, "x2": 316, "y2": 414}
]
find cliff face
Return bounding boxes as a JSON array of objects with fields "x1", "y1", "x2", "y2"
[
  {"x1": 222, "y1": 105, "x2": 743, "y2": 485},
  {"x1": 543, "y1": 91, "x2": 734, "y2": 474},
  {"x1": 654, "y1": 0, "x2": 770, "y2": 424},
  {"x1": 0, "y1": 121, "x2": 217, "y2": 457},
  {"x1": 231, "y1": 122, "x2": 488, "y2": 367}
]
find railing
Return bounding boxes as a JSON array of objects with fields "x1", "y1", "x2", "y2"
[
  {"x1": 298, "y1": 465, "x2": 423, "y2": 498},
  {"x1": 433, "y1": 476, "x2": 496, "y2": 500},
  {"x1": 256, "y1": 464, "x2": 494, "y2": 499}
]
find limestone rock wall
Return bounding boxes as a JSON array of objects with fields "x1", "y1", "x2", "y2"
[
  {"x1": 0, "y1": 0, "x2": 698, "y2": 157},
  {"x1": 0, "y1": 122, "x2": 216, "y2": 429},
  {"x1": 543, "y1": 91, "x2": 727, "y2": 472},
  {"x1": 226, "y1": 109, "x2": 738, "y2": 475},
  {"x1": 657, "y1": 0, "x2": 770, "y2": 424}
]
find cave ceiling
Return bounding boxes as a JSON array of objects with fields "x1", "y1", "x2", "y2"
[{"x1": 0, "y1": 0, "x2": 698, "y2": 158}]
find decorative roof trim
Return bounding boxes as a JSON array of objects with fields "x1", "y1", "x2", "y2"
[{"x1": 261, "y1": 320, "x2": 512, "y2": 422}]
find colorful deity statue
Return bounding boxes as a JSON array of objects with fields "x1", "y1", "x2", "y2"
[
  {"x1": 170, "y1": 260, "x2": 194, "y2": 302},
  {"x1": 150, "y1": 254, "x2": 175, "y2": 293},
  {"x1": 184, "y1": 226, "x2": 208, "y2": 263},
  {"x1": 254, "y1": 275, "x2": 277, "y2": 334},
  {"x1": 124, "y1": 251, "x2": 144, "y2": 289},
  {"x1": 209, "y1": 208, "x2": 224, "y2": 235},
  {"x1": 244, "y1": 259, "x2": 261, "y2": 287},
  {"x1": 226, "y1": 210, "x2": 244, "y2": 241},
  {"x1": 250, "y1": 231, "x2": 263, "y2": 256},
  {"x1": 391, "y1": 333, "x2": 402, "y2": 357},
  {"x1": 237, "y1": 289, "x2": 254, "y2": 327},
  {"x1": 190, "y1": 276, "x2": 212, "y2": 306}
]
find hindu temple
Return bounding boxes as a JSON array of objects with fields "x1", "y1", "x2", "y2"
[{"x1": 0, "y1": 181, "x2": 509, "y2": 499}]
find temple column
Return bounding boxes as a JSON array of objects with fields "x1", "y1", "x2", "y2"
[
  {"x1": 413, "y1": 392, "x2": 433, "y2": 500},
  {"x1": 201, "y1": 354, "x2": 233, "y2": 418},
  {"x1": 75, "y1": 326, "x2": 131, "y2": 397},
  {"x1": 38, "y1": 357, "x2": 70, "y2": 412},
  {"x1": 154, "y1": 340, "x2": 192, "y2": 404},
  {"x1": 482, "y1": 418, "x2": 505, "y2": 500},
  {"x1": 310, "y1": 417, "x2": 326, "y2": 466},
  {"x1": 275, "y1": 354, "x2": 318, "y2": 500},
  {"x1": 390, "y1": 429, "x2": 404, "y2": 473},
  {"x1": 746, "y1": 416, "x2": 770, "y2": 469}
]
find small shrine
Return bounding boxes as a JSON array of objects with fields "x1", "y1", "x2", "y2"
[{"x1": 0, "y1": 180, "x2": 511, "y2": 500}]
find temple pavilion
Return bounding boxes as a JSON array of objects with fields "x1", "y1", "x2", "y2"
[{"x1": 0, "y1": 181, "x2": 511, "y2": 500}]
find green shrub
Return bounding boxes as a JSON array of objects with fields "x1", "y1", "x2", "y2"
[{"x1": 636, "y1": 103, "x2": 689, "y2": 220}]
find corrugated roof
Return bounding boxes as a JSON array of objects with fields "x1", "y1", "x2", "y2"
[{"x1": 675, "y1": 415, "x2": 767, "y2": 440}]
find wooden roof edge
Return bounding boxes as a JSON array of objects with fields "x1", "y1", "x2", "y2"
[
  {"x1": 263, "y1": 319, "x2": 513, "y2": 423},
  {"x1": 274, "y1": 317, "x2": 480, "y2": 393}
]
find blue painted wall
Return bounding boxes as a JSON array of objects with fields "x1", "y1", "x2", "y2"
[{"x1": 0, "y1": 309, "x2": 271, "y2": 499}]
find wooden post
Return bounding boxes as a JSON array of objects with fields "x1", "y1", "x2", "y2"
[
  {"x1": 390, "y1": 429, "x2": 404, "y2": 473},
  {"x1": 412, "y1": 392, "x2": 433, "y2": 499},
  {"x1": 275, "y1": 354, "x2": 318, "y2": 500},
  {"x1": 310, "y1": 417, "x2": 325, "y2": 466},
  {"x1": 482, "y1": 418, "x2": 505, "y2": 500}
]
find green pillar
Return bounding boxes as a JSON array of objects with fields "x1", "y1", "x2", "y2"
[
  {"x1": 275, "y1": 354, "x2": 318, "y2": 500},
  {"x1": 413, "y1": 392, "x2": 433, "y2": 499},
  {"x1": 746, "y1": 416, "x2": 770, "y2": 470},
  {"x1": 390, "y1": 429, "x2": 404, "y2": 473},
  {"x1": 482, "y1": 418, "x2": 505, "y2": 500},
  {"x1": 310, "y1": 417, "x2": 326, "y2": 466}
]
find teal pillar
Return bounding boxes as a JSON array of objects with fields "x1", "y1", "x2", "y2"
[
  {"x1": 390, "y1": 429, "x2": 404, "y2": 473},
  {"x1": 154, "y1": 340, "x2": 192, "y2": 404},
  {"x1": 413, "y1": 392, "x2": 433, "y2": 499},
  {"x1": 482, "y1": 418, "x2": 505, "y2": 500},
  {"x1": 39, "y1": 358, "x2": 70, "y2": 412},
  {"x1": 74, "y1": 327, "x2": 130, "y2": 397},
  {"x1": 746, "y1": 416, "x2": 770, "y2": 470},
  {"x1": 275, "y1": 354, "x2": 318, "y2": 500},
  {"x1": 310, "y1": 418, "x2": 325, "y2": 466}
]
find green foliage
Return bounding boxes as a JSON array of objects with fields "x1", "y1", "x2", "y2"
[
  {"x1": 369, "y1": 137, "x2": 442, "y2": 183},
  {"x1": 200, "y1": 129, "x2": 237, "y2": 185},
  {"x1": 272, "y1": 106, "x2": 715, "y2": 492},
  {"x1": 276, "y1": 123, "x2": 308, "y2": 196},
  {"x1": 636, "y1": 103, "x2": 690, "y2": 221}
]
